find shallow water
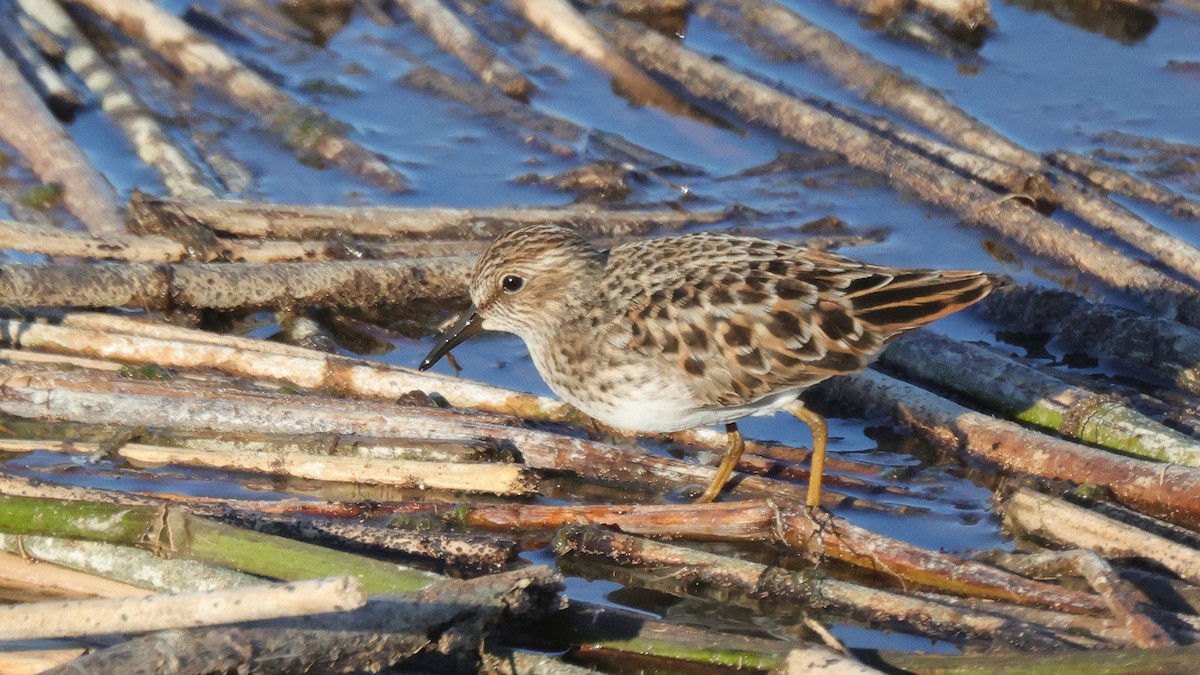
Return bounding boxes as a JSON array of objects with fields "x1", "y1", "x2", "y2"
[{"x1": 2, "y1": 0, "x2": 1198, "y2": 655}]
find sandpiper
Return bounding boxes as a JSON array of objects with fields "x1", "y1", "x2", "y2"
[{"x1": 420, "y1": 225, "x2": 996, "y2": 506}]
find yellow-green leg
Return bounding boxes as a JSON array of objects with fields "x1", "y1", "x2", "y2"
[
  {"x1": 695, "y1": 423, "x2": 745, "y2": 503},
  {"x1": 790, "y1": 405, "x2": 828, "y2": 508}
]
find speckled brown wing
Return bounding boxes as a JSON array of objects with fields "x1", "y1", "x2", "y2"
[{"x1": 596, "y1": 234, "x2": 993, "y2": 408}]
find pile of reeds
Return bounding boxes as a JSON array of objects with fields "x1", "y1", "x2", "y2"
[{"x1": 0, "y1": 0, "x2": 1196, "y2": 671}]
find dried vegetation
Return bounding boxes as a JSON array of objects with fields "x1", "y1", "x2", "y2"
[{"x1": 0, "y1": 0, "x2": 1196, "y2": 671}]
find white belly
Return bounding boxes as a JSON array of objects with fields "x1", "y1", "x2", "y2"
[{"x1": 557, "y1": 381, "x2": 802, "y2": 433}]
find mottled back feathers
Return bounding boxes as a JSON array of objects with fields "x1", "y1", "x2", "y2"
[{"x1": 463, "y1": 225, "x2": 995, "y2": 426}]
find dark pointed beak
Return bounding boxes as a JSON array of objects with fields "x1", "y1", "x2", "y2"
[{"x1": 419, "y1": 305, "x2": 484, "y2": 371}]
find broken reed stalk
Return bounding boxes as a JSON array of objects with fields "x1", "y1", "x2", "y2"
[
  {"x1": 1048, "y1": 150, "x2": 1200, "y2": 221},
  {"x1": 0, "y1": 217, "x2": 520, "y2": 262},
  {"x1": 697, "y1": 0, "x2": 1027, "y2": 168},
  {"x1": 68, "y1": 0, "x2": 408, "y2": 192},
  {"x1": 0, "y1": 577, "x2": 365, "y2": 641},
  {"x1": 96, "y1": 26, "x2": 254, "y2": 195},
  {"x1": 879, "y1": 330, "x2": 1200, "y2": 466},
  {"x1": 980, "y1": 285, "x2": 1200, "y2": 397},
  {"x1": 221, "y1": 512, "x2": 519, "y2": 570},
  {"x1": 0, "y1": 217, "x2": 403, "y2": 263},
  {"x1": 0, "y1": 257, "x2": 471, "y2": 309},
  {"x1": 0, "y1": 533, "x2": 264, "y2": 593},
  {"x1": 395, "y1": 499, "x2": 781, "y2": 542},
  {"x1": 817, "y1": 369, "x2": 1200, "y2": 529},
  {"x1": 0, "y1": 495, "x2": 444, "y2": 593},
  {"x1": 17, "y1": 0, "x2": 218, "y2": 200},
  {"x1": 778, "y1": 505, "x2": 1106, "y2": 614},
  {"x1": 553, "y1": 526, "x2": 1081, "y2": 648},
  {"x1": 0, "y1": 550, "x2": 147, "y2": 598},
  {"x1": 389, "y1": 0, "x2": 533, "y2": 99},
  {"x1": 0, "y1": 438, "x2": 537, "y2": 496},
  {"x1": 0, "y1": 50, "x2": 124, "y2": 235},
  {"x1": 991, "y1": 549, "x2": 1174, "y2": 649},
  {"x1": 1003, "y1": 488, "x2": 1200, "y2": 586},
  {"x1": 599, "y1": 18, "x2": 1193, "y2": 302},
  {"x1": 504, "y1": 0, "x2": 699, "y2": 118},
  {"x1": 47, "y1": 567, "x2": 562, "y2": 675},
  {"x1": 135, "y1": 196, "x2": 726, "y2": 240}
]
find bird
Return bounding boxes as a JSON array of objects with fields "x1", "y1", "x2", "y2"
[{"x1": 420, "y1": 224, "x2": 997, "y2": 506}]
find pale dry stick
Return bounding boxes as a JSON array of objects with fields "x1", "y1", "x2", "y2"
[
  {"x1": 0, "y1": 577, "x2": 365, "y2": 641},
  {"x1": 47, "y1": 567, "x2": 561, "y2": 675},
  {"x1": 0, "y1": 218, "x2": 189, "y2": 262},
  {"x1": 137, "y1": 196, "x2": 727, "y2": 240},
  {"x1": 0, "y1": 550, "x2": 147, "y2": 598},
  {"x1": 600, "y1": 18, "x2": 1192, "y2": 302},
  {"x1": 0, "y1": 52, "x2": 123, "y2": 234},
  {"x1": 17, "y1": 0, "x2": 218, "y2": 200},
  {"x1": 0, "y1": 533, "x2": 264, "y2": 593},
  {"x1": 0, "y1": 257, "x2": 472, "y2": 310},
  {"x1": 879, "y1": 330, "x2": 1200, "y2": 466},
  {"x1": 0, "y1": 0, "x2": 81, "y2": 112},
  {"x1": 503, "y1": 0, "x2": 703, "y2": 119},
  {"x1": 698, "y1": 0, "x2": 1025, "y2": 168},
  {"x1": 1049, "y1": 150, "x2": 1200, "y2": 221},
  {"x1": 0, "y1": 438, "x2": 538, "y2": 496},
  {"x1": 992, "y1": 548, "x2": 1174, "y2": 649},
  {"x1": 388, "y1": 0, "x2": 533, "y2": 99},
  {"x1": 69, "y1": 0, "x2": 407, "y2": 192},
  {"x1": 0, "y1": 217, "x2": 502, "y2": 263},
  {"x1": 1003, "y1": 488, "x2": 1200, "y2": 586},
  {"x1": 817, "y1": 369, "x2": 1200, "y2": 529}
]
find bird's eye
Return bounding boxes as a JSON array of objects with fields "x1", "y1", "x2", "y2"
[{"x1": 501, "y1": 274, "x2": 525, "y2": 293}]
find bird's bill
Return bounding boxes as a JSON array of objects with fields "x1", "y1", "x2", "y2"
[{"x1": 419, "y1": 305, "x2": 484, "y2": 371}]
